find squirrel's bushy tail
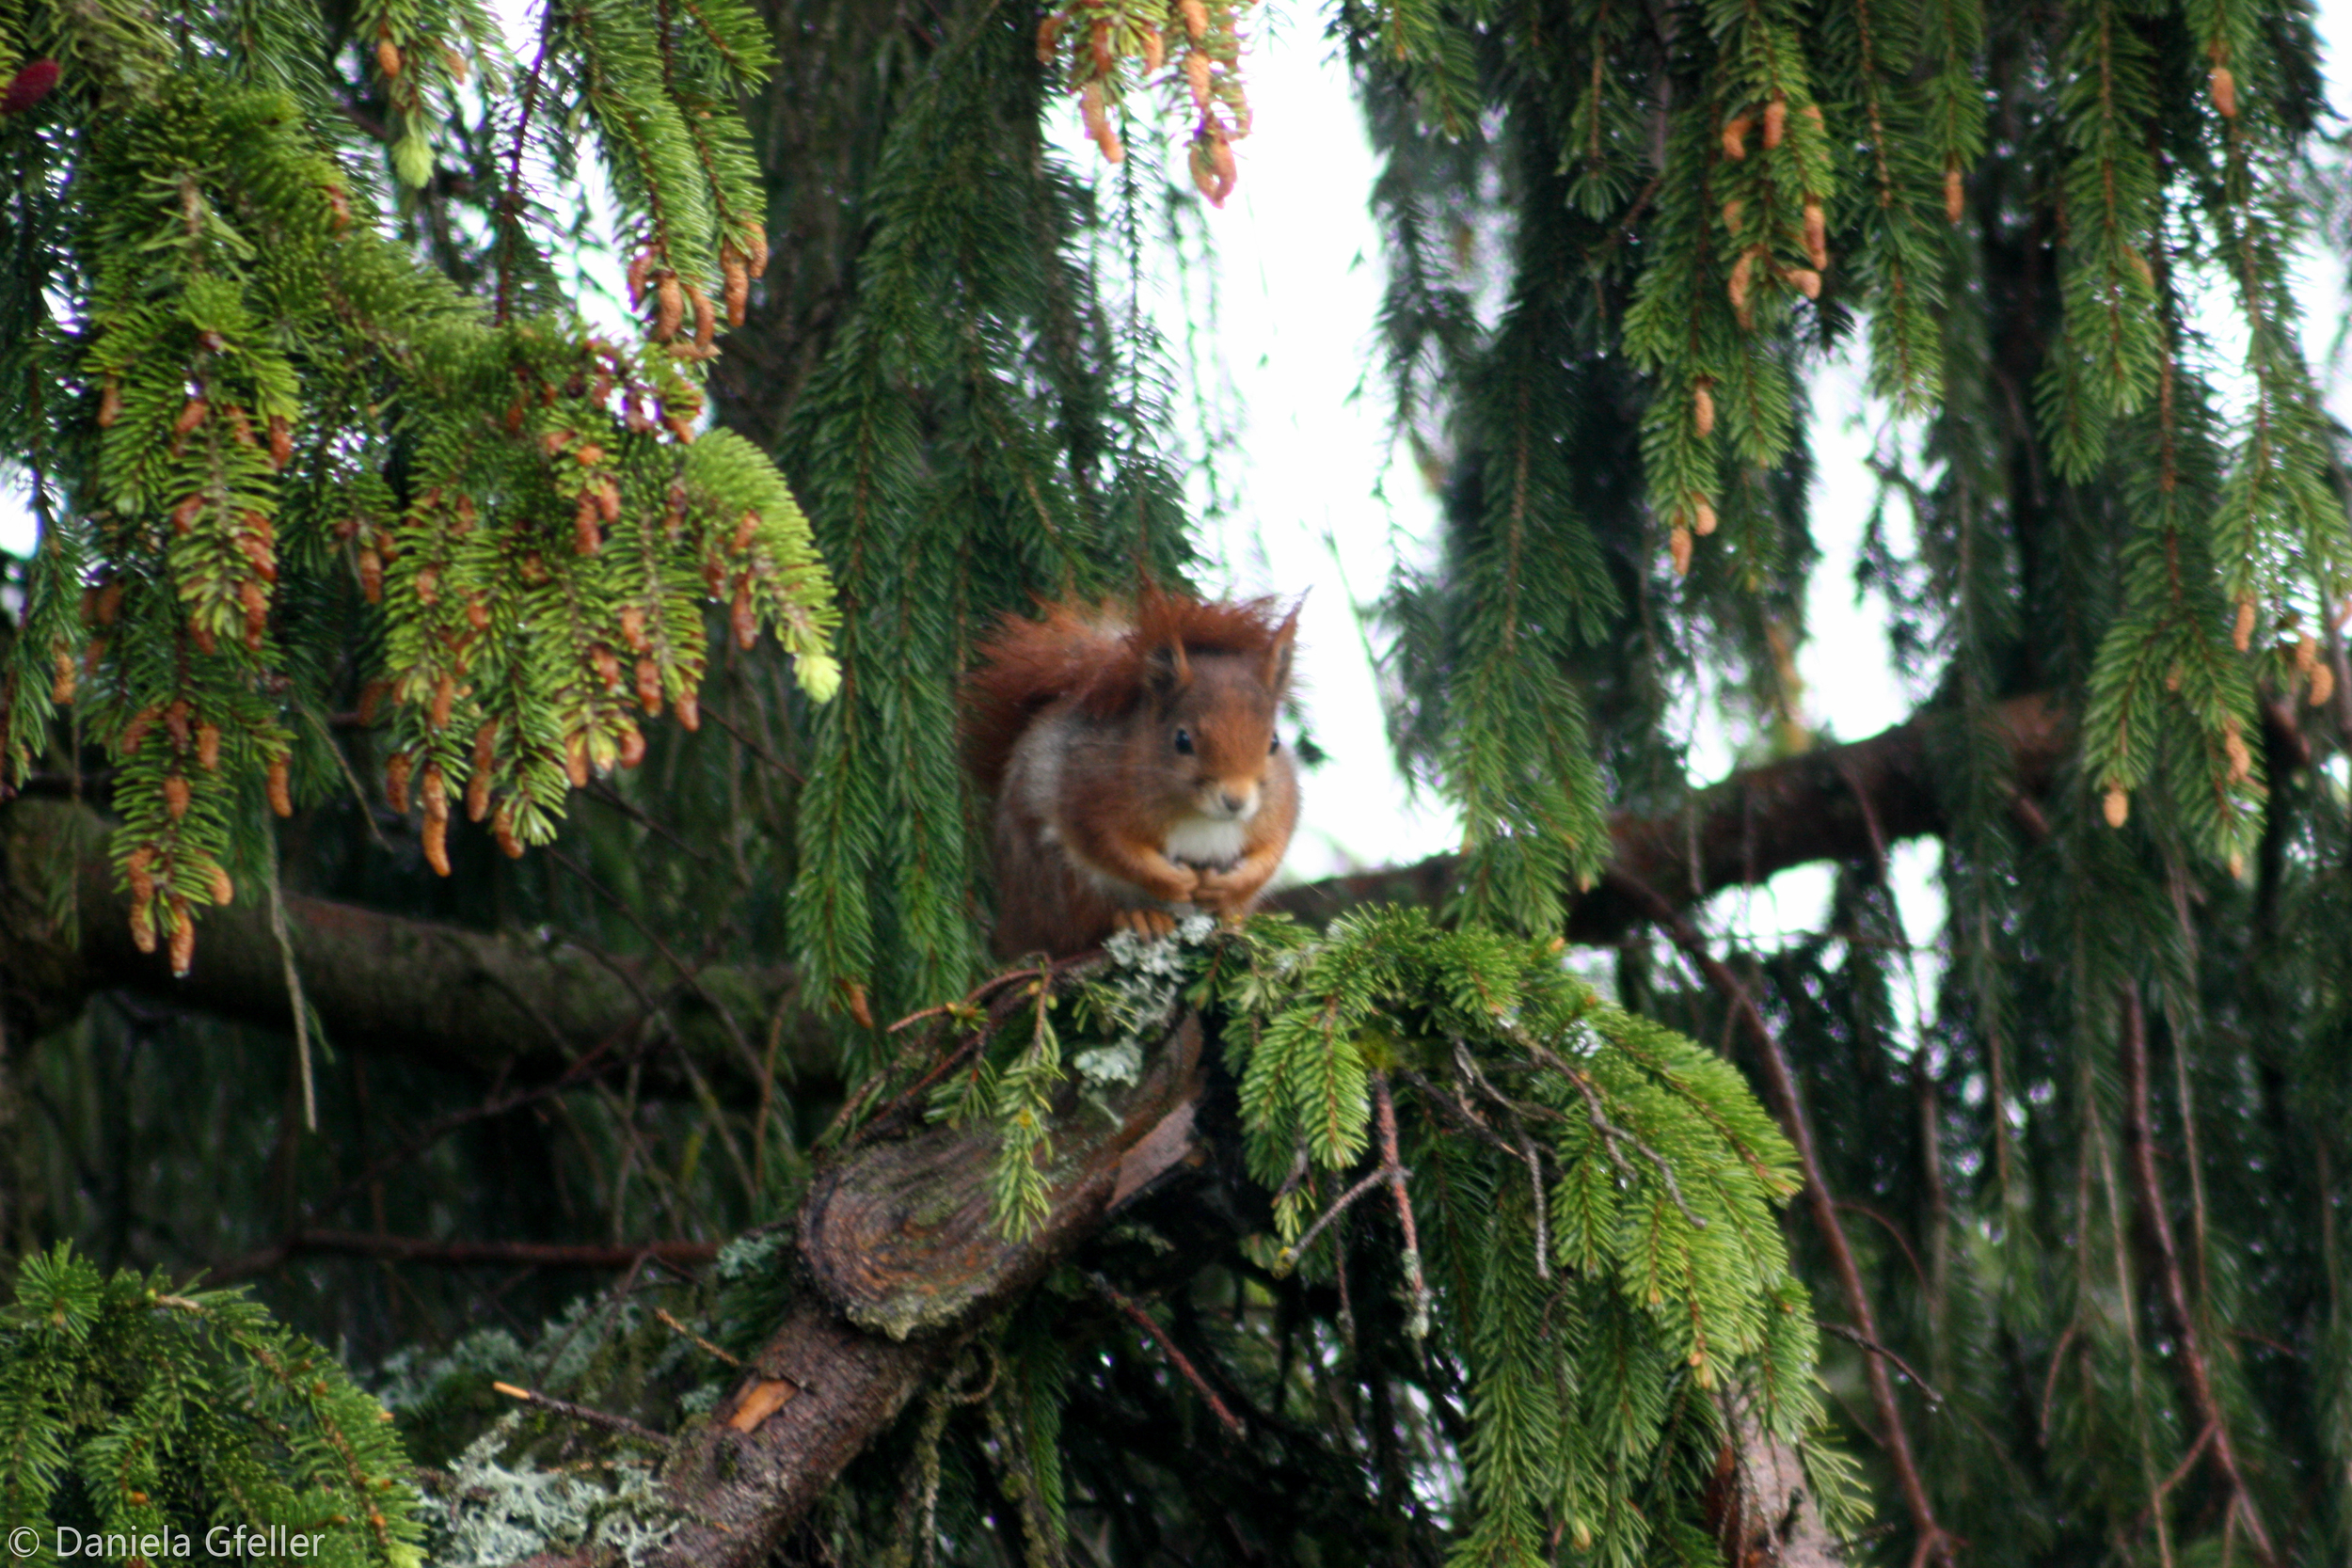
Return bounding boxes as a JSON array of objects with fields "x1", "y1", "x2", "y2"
[{"x1": 963, "y1": 602, "x2": 1130, "y2": 793}]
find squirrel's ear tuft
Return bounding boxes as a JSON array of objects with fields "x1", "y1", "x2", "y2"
[
  {"x1": 1144, "y1": 638, "x2": 1192, "y2": 702},
  {"x1": 1263, "y1": 606, "x2": 1300, "y2": 693}
]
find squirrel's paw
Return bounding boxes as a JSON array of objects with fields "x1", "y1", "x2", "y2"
[
  {"x1": 1115, "y1": 909, "x2": 1180, "y2": 941},
  {"x1": 1189, "y1": 867, "x2": 1260, "y2": 914}
]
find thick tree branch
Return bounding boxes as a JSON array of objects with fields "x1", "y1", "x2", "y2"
[
  {"x1": 1274, "y1": 692, "x2": 2069, "y2": 941},
  {"x1": 0, "y1": 798, "x2": 836, "y2": 1097},
  {"x1": 206, "y1": 1230, "x2": 721, "y2": 1284},
  {"x1": 2, "y1": 694, "x2": 2081, "y2": 1098},
  {"x1": 630, "y1": 1014, "x2": 1210, "y2": 1568}
]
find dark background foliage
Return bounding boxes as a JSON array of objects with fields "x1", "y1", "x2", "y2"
[{"x1": 4, "y1": 0, "x2": 2352, "y2": 1560}]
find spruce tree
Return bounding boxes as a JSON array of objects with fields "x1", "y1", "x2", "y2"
[{"x1": 0, "y1": 0, "x2": 2345, "y2": 1563}]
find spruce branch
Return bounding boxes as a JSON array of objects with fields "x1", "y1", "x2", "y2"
[
  {"x1": 1560, "y1": 1053, "x2": 1707, "y2": 1233},
  {"x1": 1610, "y1": 864, "x2": 1955, "y2": 1567}
]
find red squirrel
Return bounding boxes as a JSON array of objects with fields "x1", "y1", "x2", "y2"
[{"x1": 964, "y1": 589, "x2": 1301, "y2": 958}]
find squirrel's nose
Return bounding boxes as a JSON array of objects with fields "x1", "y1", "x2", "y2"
[{"x1": 1218, "y1": 789, "x2": 1248, "y2": 815}]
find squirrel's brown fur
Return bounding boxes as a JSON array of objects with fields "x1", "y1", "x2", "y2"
[{"x1": 964, "y1": 587, "x2": 1301, "y2": 958}]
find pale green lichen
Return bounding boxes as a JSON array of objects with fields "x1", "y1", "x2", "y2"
[
  {"x1": 421, "y1": 1415, "x2": 682, "y2": 1568},
  {"x1": 1072, "y1": 913, "x2": 1214, "y2": 1087}
]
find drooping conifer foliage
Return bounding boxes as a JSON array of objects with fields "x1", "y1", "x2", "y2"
[
  {"x1": 0, "y1": 0, "x2": 839, "y2": 974},
  {"x1": 0, "y1": 1245, "x2": 425, "y2": 1568},
  {"x1": 1, "y1": 0, "x2": 2349, "y2": 1562},
  {"x1": 1353, "y1": 0, "x2": 2352, "y2": 1556},
  {"x1": 1365, "y1": 0, "x2": 2340, "y2": 900}
]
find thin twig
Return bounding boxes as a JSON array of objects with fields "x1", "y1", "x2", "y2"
[
  {"x1": 1333, "y1": 1207, "x2": 1356, "y2": 1350},
  {"x1": 1452, "y1": 1037, "x2": 1509, "y2": 1115},
  {"x1": 697, "y1": 700, "x2": 804, "y2": 784},
  {"x1": 1270, "y1": 1137, "x2": 1313, "y2": 1209},
  {"x1": 1392, "y1": 1069, "x2": 1521, "y2": 1161},
  {"x1": 2118, "y1": 987, "x2": 2279, "y2": 1568},
  {"x1": 1453, "y1": 1041, "x2": 1548, "y2": 1154},
  {"x1": 887, "y1": 968, "x2": 1043, "y2": 1033},
  {"x1": 827, "y1": 973, "x2": 1067, "y2": 1153},
  {"x1": 655, "y1": 1307, "x2": 742, "y2": 1367},
  {"x1": 1523, "y1": 1036, "x2": 1708, "y2": 1230},
  {"x1": 1449, "y1": 1041, "x2": 1561, "y2": 1277},
  {"x1": 303, "y1": 704, "x2": 394, "y2": 850},
  {"x1": 542, "y1": 849, "x2": 765, "y2": 1196},
  {"x1": 1279, "y1": 1165, "x2": 1404, "y2": 1266},
  {"x1": 263, "y1": 832, "x2": 317, "y2": 1132},
  {"x1": 2039, "y1": 1321, "x2": 2081, "y2": 1447},
  {"x1": 1519, "y1": 1049, "x2": 1633, "y2": 1207},
  {"x1": 493, "y1": 1381, "x2": 670, "y2": 1447},
  {"x1": 247, "y1": 952, "x2": 719, "y2": 1256},
  {"x1": 1084, "y1": 1273, "x2": 1245, "y2": 1439},
  {"x1": 1833, "y1": 1198, "x2": 1932, "y2": 1295},
  {"x1": 1817, "y1": 1321, "x2": 1947, "y2": 1410},
  {"x1": 822, "y1": 963, "x2": 1066, "y2": 1151},
  {"x1": 581, "y1": 780, "x2": 720, "y2": 867},
  {"x1": 496, "y1": 5, "x2": 554, "y2": 326},
  {"x1": 1515, "y1": 1129, "x2": 1550, "y2": 1283},
  {"x1": 1370, "y1": 1072, "x2": 1432, "y2": 1338},
  {"x1": 546, "y1": 848, "x2": 765, "y2": 1075},
  {"x1": 2129, "y1": 1420, "x2": 2217, "y2": 1537}
]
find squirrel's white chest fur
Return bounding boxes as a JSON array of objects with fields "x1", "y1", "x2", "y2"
[{"x1": 1164, "y1": 815, "x2": 1250, "y2": 870}]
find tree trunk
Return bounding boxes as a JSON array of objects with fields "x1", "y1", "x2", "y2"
[{"x1": 1705, "y1": 1387, "x2": 1851, "y2": 1568}]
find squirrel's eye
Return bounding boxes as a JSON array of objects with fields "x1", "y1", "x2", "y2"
[
  {"x1": 1173, "y1": 728, "x2": 1194, "y2": 755},
  {"x1": 1268, "y1": 733, "x2": 1280, "y2": 754}
]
